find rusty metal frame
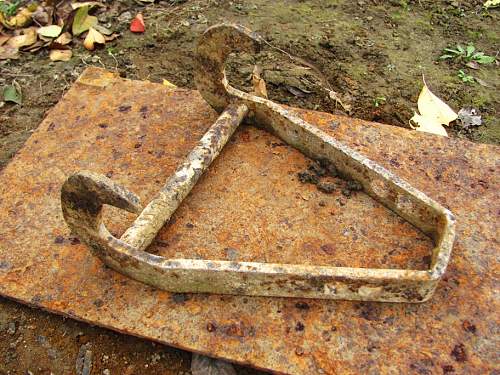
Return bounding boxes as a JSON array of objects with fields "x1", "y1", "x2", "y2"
[{"x1": 60, "y1": 24, "x2": 455, "y2": 303}]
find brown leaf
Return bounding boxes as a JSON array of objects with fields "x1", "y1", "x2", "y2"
[
  {"x1": 23, "y1": 40, "x2": 46, "y2": 52},
  {"x1": 83, "y1": 27, "x2": 105, "y2": 50},
  {"x1": 0, "y1": 45, "x2": 19, "y2": 60},
  {"x1": 103, "y1": 32, "x2": 120, "y2": 42},
  {"x1": 252, "y1": 65, "x2": 268, "y2": 99},
  {"x1": 49, "y1": 49, "x2": 72, "y2": 61},
  {"x1": 465, "y1": 61, "x2": 480, "y2": 70},
  {"x1": 7, "y1": 27, "x2": 37, "y2": 49},
  {"x1": 32, "y1": 5, "x2": 50, "y2": 25},
  {"x1": 54, "y1": 32, "x2": 72, "y2": 45}
]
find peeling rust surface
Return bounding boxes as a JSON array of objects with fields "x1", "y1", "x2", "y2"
[{"x1": 0, "y1": 68, "x2": 498, "y2": 374}]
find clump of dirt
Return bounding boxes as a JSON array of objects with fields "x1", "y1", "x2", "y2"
[{"x1": 297, "y1": 159, "x2": 364, "y2": 198}]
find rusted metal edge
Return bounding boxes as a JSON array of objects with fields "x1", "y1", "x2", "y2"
[{"x1": 60, "y1": 24, "x2": 455, "y2": 303}]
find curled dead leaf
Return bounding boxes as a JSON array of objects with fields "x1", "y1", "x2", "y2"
[
  {"x1": 23, "y1": 40, "x2": 46, "y2": 52},
  {"x1": 54, "y1": 32, "x2": 72, "y2": 45},
  {"x1": 83, "y1": 27, "x2": 105, "y2": 50},
  {"x1": 49, "y1": 49, "x2": 72, "y2": 62},
  {"x1": 104, "y1": 32, "x2": 120, "y2": 42},
  {"x1": 252, "y1": 65, "x2": 268, "y2": 99},
  {"x1": 409, "y1": 76, "x2": 457, "y2": 137}
]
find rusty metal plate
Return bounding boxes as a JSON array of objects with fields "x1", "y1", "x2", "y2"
[{"x1": 0, "y1": 67, "x2": 498, "y2": 374}]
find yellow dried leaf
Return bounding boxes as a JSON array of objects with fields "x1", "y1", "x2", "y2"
[
  {"x1": 71, "y1": 2, "x2": 106, "y2": 10},
  {"x1": 83, "y1": 27, "x2": 105, "y2": 50},
  {"x1": 49, "y1": 49, "x2": 72, "y2": 62},
  {"x1": 410, "y1": 113, "x2": 448, "y2": 137},
  {"x1": 410, "y1": 77, "x2": 457, "y2": 137},
  {"x1": 7, "y1": 27, "x2": 37, "y2": 48},
  {"x1": 6, "y1": 8, "x2": 33, "y2": 28},
  {"x1": 162, "y1": 79, "x2": 177, "y2": 89}
]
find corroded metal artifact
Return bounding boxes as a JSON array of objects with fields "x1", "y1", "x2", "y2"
[{"x1": 61, "y1": 24, "x2": 455, "y2": 302}]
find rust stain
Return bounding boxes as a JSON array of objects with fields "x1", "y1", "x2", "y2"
[{"x1": 0, "y1": 67, "x2": 498, "y2": 374}]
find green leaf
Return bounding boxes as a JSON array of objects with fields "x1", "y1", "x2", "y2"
[
  {"x1": 439, "y1": 54, "x2": 454, "y2": 60},
  {"x1": 0, "y1": 0, "x2": 21, "y2": 16},
  {"x1": 456, "y1": 45, "x2": 465, "y2": 54},
  {"x1": 72, "y1": 5, "x2": 98, "y2": 36},
  {"x1": 3, "y1": 84, "x2": 22, "y2": 104},
  {"x1": 466, "y1": 45, "x2": 475, "y2": 56},
  {"x1": 443, "y1": 48, "x2": 460, "y2": 54},
  {"x1": 484, "y1": 0, "x2": 500, "y2": 9},
  {"x1": 475, "y1": 55, "x2": 496, "y2": 64}
]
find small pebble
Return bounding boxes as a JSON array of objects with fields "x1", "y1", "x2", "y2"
[{"x1": 7, "y1": 322, "x2": 16, "y2": 335}]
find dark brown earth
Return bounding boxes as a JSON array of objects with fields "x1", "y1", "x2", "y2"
[{"x1": 0, "y1": 0, "x2": 498, "y2": 374}]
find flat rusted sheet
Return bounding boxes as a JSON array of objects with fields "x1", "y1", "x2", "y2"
[{"x1": 0, "y1": 68, "x2": 498, "y2": 374}]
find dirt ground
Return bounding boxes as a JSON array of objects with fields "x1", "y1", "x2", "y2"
[{"x1": 0, "y1": 0, "x2": 498, "y2": 374}]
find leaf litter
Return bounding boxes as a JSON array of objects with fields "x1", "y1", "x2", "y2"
[{"x1": 0, "y1": 0, "x2": 124, "y2": 61}]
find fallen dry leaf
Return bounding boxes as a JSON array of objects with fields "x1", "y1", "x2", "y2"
[
  {"x1": 23, "y1": 40, "x2": 46, "y2": 52},
  {"x1": 0, "y1": 45, "x2": 19, "y2": 60},
  {"x1": 104, "y1": 32, "x2": 120, "y2": 42},
  {"x1": 6, "y1": 27, "x2": 37, "y2": 48},
  {"x1": 49, "y1": 49, "x2": 72, "y2": 62},
  {"x1": 162, "y1": 79, "x2": 177, "y2": 89},
  {"x1": 71, "y1": 2, "x2": 106, "y2": 10},
  {"x1": 130, "y1": 13, "x2": 145, "y2": 33},
  {"x1": 83, "y1": 27, "x2": 105, "y2": 50},
  {"x1": 328, "y1": 89, "x2": 352, "y2": 113},
  {"x1": 0, "y1": 35, "x2": 10, "y2": 46},
  {"x1": 409, "y1": 77, "x2": 457, "y2": 137},
  {"x1": 93, "y1": 24, "x2": 113, "y2": 35},
  {"x1": 72, "y1": 5, "x2": 98, "y2": 36},
  {"x1": 252, "y1": 65, "x2": 268, "y2": 99},
  {"x1": 3, "y1": 7, "x2": 33, "y2": 28},
  {"x1": 54, "y1": 32, "x2": 72, "y2": 45},
  {"x1": 31, "y1": 5, "x2": 50, "y2": 25},
  {"x1": 37, "y1": 25, "x2": 62, "y2": 38}
]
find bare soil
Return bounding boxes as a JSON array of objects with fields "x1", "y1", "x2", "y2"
[{"x1": 0, "y1": 0, "x2": 498, "y2": 374}]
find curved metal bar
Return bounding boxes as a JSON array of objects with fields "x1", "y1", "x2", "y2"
[
  {"x1": 60, "y1": 23, "x2": 455, "y2": 302},
  {"x1": 61, "y1": 171, "x2": 142, "y2": 254}
]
